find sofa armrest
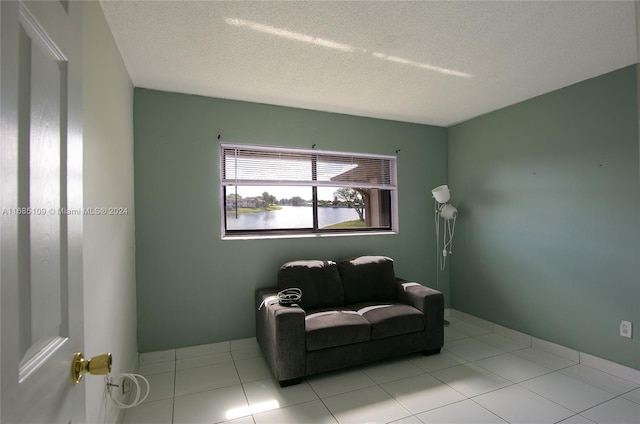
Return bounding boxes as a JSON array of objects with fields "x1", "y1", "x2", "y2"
[
  {"x1": 396, "y1": 278, "x2": 444, "y2": 350},
  {"x1": 255, "y1": 288, "x2": 306, "y2": 384}
]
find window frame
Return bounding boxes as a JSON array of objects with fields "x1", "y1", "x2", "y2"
[{"x1": 220, "y1": 143, "x2": 399, "y2": 239}]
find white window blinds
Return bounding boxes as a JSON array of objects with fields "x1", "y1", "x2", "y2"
[{"x1": 221, "y1": 144, "x2": 397, "y2": 190}]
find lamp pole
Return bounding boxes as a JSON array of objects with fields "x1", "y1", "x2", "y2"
[{"x1": 432, "y1": 185, "x2": 456, "y2": 327}]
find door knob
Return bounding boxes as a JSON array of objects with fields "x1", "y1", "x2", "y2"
[{"x1": 71, "y1": 352, "x2": 112, "y2": 384}]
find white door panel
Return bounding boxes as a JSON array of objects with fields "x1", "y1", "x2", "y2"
[{"x1": 1, "y1": 1, "x2": 84, "y2": 423}]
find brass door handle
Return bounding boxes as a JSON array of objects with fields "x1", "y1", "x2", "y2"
[{"x1": 71, "y1": 352, "x2": 112, "y2": 384}]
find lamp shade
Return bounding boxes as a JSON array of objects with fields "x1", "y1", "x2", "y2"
[
  {"x1": 439, "y1": 204, "x2": 458, "y2": 220},
  {"x1": 432, "y1": 185, "x2": 451, "y2": 204}
]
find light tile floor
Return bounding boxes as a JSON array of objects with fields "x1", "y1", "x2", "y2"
[{"x1": 123, "y1": 318, "x2": 640, "y2": 424}]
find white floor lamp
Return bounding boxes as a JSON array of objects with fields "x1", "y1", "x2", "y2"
[{"x1": 432, "y1": 185, "x2": 458, "y2": 327}]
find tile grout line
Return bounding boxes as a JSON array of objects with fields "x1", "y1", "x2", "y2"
[
  {"x1": 171, "y1": 351, "x2": 177, "y2": 424},
  {"x1": 303, "y1": 375, "x2": 339, "y2": 423},
  {"x1": 619, "y1": 386, "x2": 640, "y2": 403},
  {"x1": 466, "y1": 397, "x2": 512, "y2": 424},
  {"x1": 232, "y1": 352, "x2": 254, "y2": 423},
  {"x1": 576, "y1": 393, "x2": 634, "y2": 422},
  {"x1": 374, "y1": 371, "x2": 424, "y2": 422},
  {"x1": 440, "y1": 322, "x2": 589, "y2": 423}
]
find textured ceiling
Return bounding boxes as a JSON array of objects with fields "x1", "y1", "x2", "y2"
[{"x1": 100, "y1": 1, "x2": 639, "y2": 127}]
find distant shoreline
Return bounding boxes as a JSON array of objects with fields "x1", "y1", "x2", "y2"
[{"x1": 226, "y1": 206, "x2": 282, "y2": 214}]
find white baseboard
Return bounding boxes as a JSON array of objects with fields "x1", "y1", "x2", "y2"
[
  {"x1": 448, "y1": 309, "x2": 640, "y2": 384},
  {"x1": 493, "y1": 324, "x2": 532, "y2": 347},
  {"x1": 459, "y1": 312, "x2": 494, "y2": 332},
  {"x1": 580, "y1": 352, "x2": 640, "y2": 385},
  {"x1": 531, "y1": 337, "x2": 580, "y2": 363}
]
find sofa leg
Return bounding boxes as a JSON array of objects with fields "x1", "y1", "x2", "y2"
[
  {"x1": 423, "y1": 348, "x2": 441, "y2": 356},
  {"x1": 278, "y1": 378, "x2": 302, "y2": 387}
]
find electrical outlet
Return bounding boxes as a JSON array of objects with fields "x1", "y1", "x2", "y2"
[
  {"x1": 620, "y1": 320, "x2": 632, "y2": 338},
  {"x1": 122, "y1": 378, "x2": 131, "y2": 395}
]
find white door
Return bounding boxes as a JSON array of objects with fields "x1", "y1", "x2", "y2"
[{"x1": 1, "y1": 1, "x2": 85, "y2": 423}]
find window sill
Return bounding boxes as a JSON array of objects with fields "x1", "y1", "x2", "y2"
[{"x1": 222, "y1": 230, "x2": 397, "y2": 241}]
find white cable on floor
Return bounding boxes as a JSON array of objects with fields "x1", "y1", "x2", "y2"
[{"x1": 107, "y1": 373, "x2": 150, "y2": 409}]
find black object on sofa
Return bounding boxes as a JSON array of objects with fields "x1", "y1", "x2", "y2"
[{"x1": 255, "y1": 256, "x2": 444, "y2": 387}]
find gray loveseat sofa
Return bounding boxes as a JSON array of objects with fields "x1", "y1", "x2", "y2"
[{"x1": 255, "y1": 256, "x2": 444, "y2": 386}]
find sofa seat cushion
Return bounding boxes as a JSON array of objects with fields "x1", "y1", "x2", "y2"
[
  {"x1": 349, "y1": 302, "x2": 424, "y2": 340},
  {"x1": 305, "y1": 308, "x2": 370, "y2": 351}
]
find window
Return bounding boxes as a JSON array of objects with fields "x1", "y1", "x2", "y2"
[{"x1": 220, "y1": 143, "x2": 398, "y2": 237}]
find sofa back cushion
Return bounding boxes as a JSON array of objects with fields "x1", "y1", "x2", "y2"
[
  {"x1": 278, "y1": 260, "x2": 344, "y2": 310},
  {"x1": 337, "y1": 256, "x2": 397, "y2": 304}
]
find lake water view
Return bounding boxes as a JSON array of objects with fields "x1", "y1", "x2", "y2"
[{"x1": 226, "y1": 205, "x2": 360, "y2": 230}]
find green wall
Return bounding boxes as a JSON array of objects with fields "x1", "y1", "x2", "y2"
[
  {"x1": 133, "y1": 89, "x2": 448, "y2": 352},
  {"x1": 448, "y1": 65, "x2": 640, "y2": 370}
]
